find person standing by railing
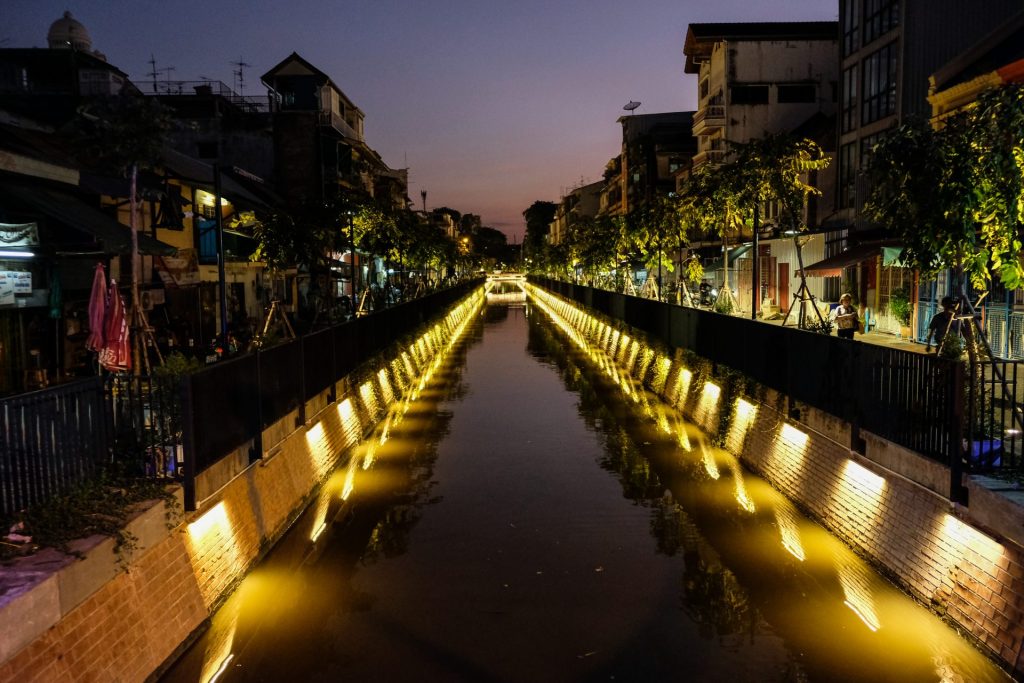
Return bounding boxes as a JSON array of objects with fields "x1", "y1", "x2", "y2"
[
  {"x1": 925, "y1": 296, "x2": 960, "y2": 354},
  {"x1": 834, "y1": 293, "x2": 860, "y2": 340}
]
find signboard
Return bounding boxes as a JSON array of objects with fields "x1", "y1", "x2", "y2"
[
  {"x1": 156, "y1": 248, "x2": 200, "y2": 286},
  {"x1": 5, "y1": 271, "x2": 32, "y2": 294},
  {"x1": 0, "y1": 223, "x2": 39, "y2": 248},
  {"x1": 0, "y1": 273, "x2": 14, "y2": 306}
]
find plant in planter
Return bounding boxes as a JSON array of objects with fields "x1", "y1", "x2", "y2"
[{"x1": 889, "y1": 287, "x2": 913, "y2": 337}]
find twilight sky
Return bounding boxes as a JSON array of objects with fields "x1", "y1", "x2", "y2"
[{"x1": 6, "y1": 1, "x2": 836, "y2": 239}]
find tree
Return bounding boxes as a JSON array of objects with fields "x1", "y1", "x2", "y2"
[
  {"x1": 677, "y1": 165, "x2": 747, "y2": 312},
  {"x1": 730, "y1": 133, "x2": 831, "y2": 324},
  {"x1": 473, "y1": 226, "x2": 508, "y2": 267},
  {"x1": 523, "y1": 200, "x2": 557, "y2": 269}
]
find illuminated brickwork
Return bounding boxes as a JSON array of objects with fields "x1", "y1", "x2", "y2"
[
  {"x1": 0, "y1": 289, "x2": 484, "y2": 683},
  {"x1": 531, "y1": 284, "x2": 1024, "y2": 676}
]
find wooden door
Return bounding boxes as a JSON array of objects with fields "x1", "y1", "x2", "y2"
[{"x1": 778, "y1": 262, "x2": 790, "y2": 308}]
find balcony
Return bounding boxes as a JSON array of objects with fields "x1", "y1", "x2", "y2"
[
  {"x1": 692, "y1": 149, "x2": 725, "y2": 168},
  {"x1": 318, "y1": 110, "x2": 361, "y2": 142},
  {"x1": 692, "y1": 104, "x2": 725, "y2": 135}
]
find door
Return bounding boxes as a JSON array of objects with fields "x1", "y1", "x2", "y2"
[{"x1": 778, "y1": 263, "x2": 790, "y2": 309}]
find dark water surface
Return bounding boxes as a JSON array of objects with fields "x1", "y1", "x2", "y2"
[{"x1": 161, "y1": 300, "x2": 1008, "y2": 683}]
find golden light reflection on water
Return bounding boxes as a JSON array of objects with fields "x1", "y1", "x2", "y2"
[
  {"x1": 732, "y1": 464, "x2": 756, "y2": 513},
  {"x1": 699, "y1": 439, "x2": 720, "y2": 480},
  {"x1": 840, "y1": 562, "x2": 881, "y2": 632},
  {"x1": 775, "y1": 506, "x2": 806, "y2": 561}
]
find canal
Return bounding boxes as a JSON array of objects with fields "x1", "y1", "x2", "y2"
[{"x1": 161, "y1": 293, "x2": 1008, "y2": 682}]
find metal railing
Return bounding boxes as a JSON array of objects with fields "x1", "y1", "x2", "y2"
[
  {"x1": 531, "y1": 276, "x2": 963, "y2": 471},
  {"x1": 968, "y1": 360, "x2": 1023, "y2": 473},
  {"x1": 178, "y1": 279, "x2": 482, "y2": 509},
  {"x1": 0, "y1": 378, "x2": 108, "y2": 517}
]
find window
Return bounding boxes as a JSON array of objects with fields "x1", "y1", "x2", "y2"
[
  {"x1": 777, "y1": 84, "x2": 816, "y2": 104},
  {"x1": 841, "y1": 65, "x2": 858, "y2": 133},
  {"x1": 730, "y1": 84, "x2": 769, "y2": 105},
  {"x1": 863, "y1": 0, "x2": 899, "y2": 45},
  {"x1": 838, "y1": 142, "x2": 858, "y2": 209},
  {"x1": 700, "y1": 78, "x2": 709, "y2": 100},
  {"x1": 861, "y1": 42, "x2": 897, "y2": 125},
  {"x1": 842, "y1": 0, "x2": 861, "y2": 56},
  {"x1": 860, "y1": 131, "x2": 887, "y2": 168}
]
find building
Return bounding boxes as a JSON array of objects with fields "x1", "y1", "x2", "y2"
[
  {"x1": 924, "y1": 9, "x2": 1024, "y2": 357},
  {"x1": 831, "y1": 0, "x2": 1020, "y2": 330},
  {"x1": 260, "y1": 52, "x2": 407, "y2": 210},
  {"x1": 549, "y1": 180, "x2": 601, "y2": 246},
  {"x1": 682, "y1": 21, "x2": 838, "y2": 315},
  {"x1": 683, "y1": 22, "x2": 838, "y2": 171}
]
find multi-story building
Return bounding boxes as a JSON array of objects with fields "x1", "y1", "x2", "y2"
[
  {"x1": 826, "y1": 0, "x2": 1020, "y2": 330},
  {"x1": 682, "y1": 22, "x2": 838, "y2": 315},
  {"x1": 617, "y1": 112, "x2": 696, "y2": 216},
  {"x1": 683, "y1": 22, "x2": 838, "y2": 170},
  {"x1": 260, "y1": 53, "x2": 407, "y2": 210},
  {"x1": 549, "y1": 180, "x2": 602, "y2": 246}
]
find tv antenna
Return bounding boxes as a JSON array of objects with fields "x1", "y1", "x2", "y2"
[
  {"x1": 231, "y1": 57, "x2": 252, "y2": 96},
  {"x1": 158, "y1": 65, "x2": 176, "y2": 93},
  {"x1": 623, "y1": 100, "x2": 641, "y2": 115},
  {"x1": 147, "y1": 54, "x2": 159, "y2": 92}
]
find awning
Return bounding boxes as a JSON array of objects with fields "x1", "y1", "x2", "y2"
[
  {"x1": 800, "y1": 243, "x2": 885, "y2": 277},
  {"x1": 0, "y1": 182, "x2": 177, "y2": 256},
  {"x1": 706, "y1": 244, "x2": 753, "y2": 271},
  {"x1": 160, "y1": 148, "x2": 268, "y2": 209}
]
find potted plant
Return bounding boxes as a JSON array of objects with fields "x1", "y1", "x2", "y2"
[{"x1": 889, "y1": 287, "x2": 913, "y2": 338}]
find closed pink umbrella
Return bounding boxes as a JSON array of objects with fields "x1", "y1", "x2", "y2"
[
  {"x1": 99, "y1": 279, "x2": 131, "y2": 373},
  {"x1": 86, "y1": 262, "x2": 107, "y2": 352}
]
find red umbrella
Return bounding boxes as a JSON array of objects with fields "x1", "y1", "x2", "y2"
[
  {"x1": 86, "y1": 263, "x2": 107, "y2": 352},
  {"x1": 99, "y1": 279, "x2": 131, "y2": 373}
]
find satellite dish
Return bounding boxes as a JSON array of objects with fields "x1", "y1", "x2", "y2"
[{"x1": 623, "y1": 101, "x2": 641, "y2": 112}]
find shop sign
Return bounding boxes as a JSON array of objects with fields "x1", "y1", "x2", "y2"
[
  {"x1": 0, "y1": 273, "x2": 14, "y2": 305},
  {"x1": 0, "y1": 223, "x2": 39, "y2": 247},
  {"x1": 156, "y1": 248, "x2": 200, "y2": 286}
]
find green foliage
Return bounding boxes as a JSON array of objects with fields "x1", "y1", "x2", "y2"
[
  {"x1": 889, "y1": 287, "x2": 913, "y2": 325},
  {"x1": 713, "y1": 295, "x2": 734, "y2": 315},
  {"x1": 253, "y1": 195, "x2": 362, "y2": 274},
  {"x1": 805, "y1": 317, "x2": 834, "y2": 335},
  {"x1": 864, "y1": 83, "x2": 1024, "y2": 291},
  {"x1": 1, "y1": 471, "x2": 180, "y2": 565}
]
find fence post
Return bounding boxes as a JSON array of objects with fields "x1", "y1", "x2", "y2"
[
  {"x1": 949, "y1": 361, "x2": 966, "y2": 504},
  {"x1": 179, "y1": 374, "x2": 197, "y2": 512}
]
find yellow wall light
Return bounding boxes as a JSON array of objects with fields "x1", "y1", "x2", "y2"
[
  {"x1": 188, "y1": 500, "x2": 232, "y2": 541},
  {"x1": 941, "y1": 514, "x2": 1004, "y2": 566},
  {"x1": 843, "y1": 459, "x2": 886, "y2": 496}
]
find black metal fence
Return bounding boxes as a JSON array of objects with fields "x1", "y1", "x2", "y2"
[
  {"x1": 179, "y1": 279, "x2": 482, "y2": 509},
  {"x1": 968, "y1": 360, "x2": 1023, "y2": 473},
  {"x1": 531, "y1": 276, "x2": 964, "y2": 470},
  {"x1": 0, "y1": 378, "x2": 109, "y2": 517}
]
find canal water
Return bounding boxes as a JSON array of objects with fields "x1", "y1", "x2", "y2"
[{"x1": 161, "y1": 295, "x2": 1009, "y2": 683}]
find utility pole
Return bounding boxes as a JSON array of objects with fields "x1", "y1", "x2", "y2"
[{"x1": 214, "y1": 164, "x2": 228, "y2": 341}]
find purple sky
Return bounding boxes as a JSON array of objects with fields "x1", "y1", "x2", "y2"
[{"x1": 6, "y1": 1, "x2": 836, "y2": 239}]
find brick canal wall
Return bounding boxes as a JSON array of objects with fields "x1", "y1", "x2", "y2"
[
  {"x1": 529, "y1": 284, "x2": 1024, "y2": 677},
  {"x1": 0, "y1": 290, "x2": 483, "y2": 683}
]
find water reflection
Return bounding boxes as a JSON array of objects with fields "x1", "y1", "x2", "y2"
[
  {"x1": 161, "y1": 298, "x2": 1009, "y2": 683},
  {"x1": 525, "y1": 298, "x2": 1009, "y2": 682}
]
